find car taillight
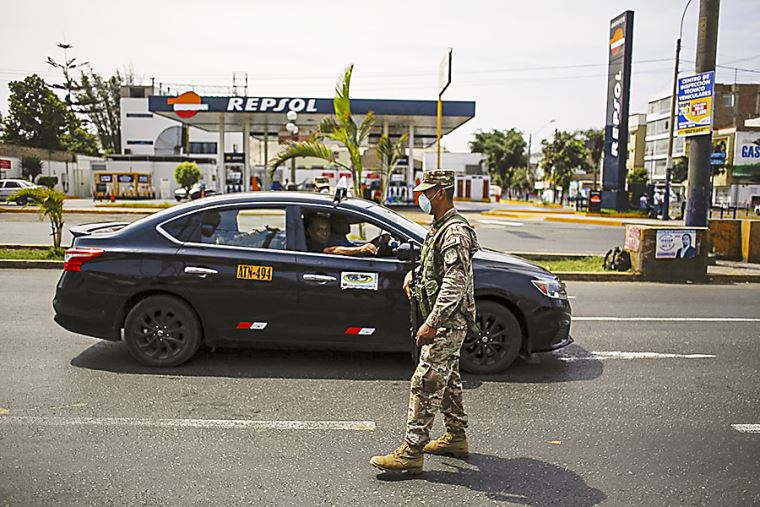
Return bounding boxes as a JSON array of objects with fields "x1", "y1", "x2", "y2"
[{"x1": 63, "y1": 247, "x2": 104, "y2": 272}]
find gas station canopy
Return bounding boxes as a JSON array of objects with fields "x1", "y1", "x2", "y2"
[{"x1": 148, "y1": 93, "x2": 476, "y2": 148}]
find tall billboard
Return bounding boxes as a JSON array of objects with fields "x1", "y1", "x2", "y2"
[{"x1": 602, "y1": 10, "x2": 634, "y2": 210}]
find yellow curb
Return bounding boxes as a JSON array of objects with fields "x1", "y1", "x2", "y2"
[
  {"x1": 544, "y1": 216, "x2": 625, "y2": 227},
  {"x1": 483, "y1": 208, "x2": 570, "y2": 216}
]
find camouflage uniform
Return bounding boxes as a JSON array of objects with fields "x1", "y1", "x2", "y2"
[{"x1": 405, "y1": 171, "x2": 480, "y2": 449}]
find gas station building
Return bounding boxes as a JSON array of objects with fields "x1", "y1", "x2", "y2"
[{"x1": 108, "y1": 85, "x2": 477, "y2": 200}]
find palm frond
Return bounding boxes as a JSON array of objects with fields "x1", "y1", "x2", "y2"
[
  {"x1": 357, "y1": 111, "x2": 375, "y2": 145},
  {"x1": 268, "y1": 141, "x2": 351, "y2": 176}
]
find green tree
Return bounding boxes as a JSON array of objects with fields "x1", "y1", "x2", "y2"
[
  {"x1": 174, "y1": 161, "x2": 201, "y2": 192},
  {"x1": 540, "y1": 130, "x2": 590, "y2": 203},
  {"x1": 21, "y1": 156, "x2": 43, "y2": 182},
  {"x1": 8, "y1": 186, "x2": 66, "y2": 249},
  {"x1": 376, "y1": 133, "x2": 408, "y2": 204},
  {"x1": 76, "y1": 69, "x2": 122, "y2": 154},
  {"x1": 0, "y1": 74, "x2": 99, "y2": 155},
  {"x1": 626, "y1": 166, "x2": 649, "y2": 184},
  {"x1": 511, "y1": 166, "x2": 531, "y2": 195},
  {"x1": 469, "y1": 129, "x2": 526, "y2": 197},
  {"x1": 270, "y1": 65, "x2": 374, "y2": 198},
  {"x1": 581, "y1": 128, "x2": 604, "y2": 187},
  {"x1": 672, "y1": 156, "x2": 689, "y2": 183}
]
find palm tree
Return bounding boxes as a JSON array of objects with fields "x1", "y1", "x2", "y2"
[
  {"x1": 375, "y1": 133, "x2": 408, "y2": 204},
  {"x1": 9, "y1": 186, "x2": 66, "y2": 249},
  {"x1": 269, "y1": 64, "x2": 375, "y2": 198}
]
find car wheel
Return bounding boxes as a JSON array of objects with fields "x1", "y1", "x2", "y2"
[
  {"x1": 15, "y1": 197, "x2": 27, "y2": 206},
  {"x1": 460, "y1": 301, "x2": 522, "y2": 374},
  {"x1": 123, "y1": 295, "x2": 202, "y2": 367},
  {"x1": 175, "y1": 196, "x2": 183, "y2": 202}
]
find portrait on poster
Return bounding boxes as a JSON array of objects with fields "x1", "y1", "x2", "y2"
[{"x1": 656, "y1": 229, "x2": 697, "y2": 259}]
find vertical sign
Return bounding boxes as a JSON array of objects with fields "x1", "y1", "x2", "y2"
[
  {"x1": 677, "y1": 71, "x2": 714, "y2": 137},
  {"x1": 602, "y1": 10, "x2": 634, "y2": 210}
]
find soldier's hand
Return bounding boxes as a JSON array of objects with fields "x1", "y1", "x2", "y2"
[
  {"x1": 403, "y1": 271, "x2": 413, "y2": 298},
  {"x1": 415, "y1": 323, "x2": 437, "y2": 347}
]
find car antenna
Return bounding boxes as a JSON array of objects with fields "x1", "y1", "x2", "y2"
[{"x1": 332, "y1": 176, "x2": 348, "y2": 207}]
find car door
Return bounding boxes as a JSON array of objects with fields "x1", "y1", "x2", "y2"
[
  {"x1": 294, "y1": 205, "x2": 414, "y2": 350},
  {"x1": 162, "y1": 203, "x2": 300, "y2": 344}
]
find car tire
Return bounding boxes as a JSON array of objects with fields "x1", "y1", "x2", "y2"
[
  {"x1": 15, "y1": 197, "x2": 27, "y2": 206},
  {"x1": 460, "y1": 301, "x2": 522, "y2": 374},
  {"x1": 175, "y1": 196, "x2": 183, "y2": 202},
  {"x1": 123, "y1": 295, "x2": 202, "y2": 367}
]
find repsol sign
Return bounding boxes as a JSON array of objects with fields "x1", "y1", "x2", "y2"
[
  {"x1": 602, "y1": 10, "x2": 634, "y2": 210},
  {"x1": 226, "y1": 97, "x2": 318, "y2": 113}
]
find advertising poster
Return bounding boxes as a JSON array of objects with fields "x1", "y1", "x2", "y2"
[
  {"x1": 656, "y1": 229, "x2": 698, "y2": 259},
  {"x1": 624, "y1": 226, "x2": 641, "y2": 252},
  {"x1": 732, "y1": 132, "x2": 760, "y2": 180},
  {"x1": 677, "y1": 71, "x2": 714, "y2": 137}
]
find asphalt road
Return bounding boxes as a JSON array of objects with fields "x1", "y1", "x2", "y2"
[
  {"x1": 1, "y1": 270, "x2": 758, "y2": 505},
  {"x1": 0, "y1": 211, "x2": 622, "y2": 254}
]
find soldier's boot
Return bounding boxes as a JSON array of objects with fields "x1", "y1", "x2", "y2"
[
  {"x1": 423, "y1": 431, "x2": 469, "y2": 457},
  {"x1": 369, "y1": 442, "x2": 424, "y2": 474}
]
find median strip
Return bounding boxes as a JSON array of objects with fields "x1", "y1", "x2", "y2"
[
  {"x1": 557, "y1": 351, "x2": 716, "y2": 361},
  {"x1": 0, "y1": 416, "x2": 376, "y2": 431},
  {"x1": 731, "y1": 424, "x2": 760, "y2": 434}
]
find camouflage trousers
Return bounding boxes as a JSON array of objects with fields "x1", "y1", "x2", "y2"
[{"x1": 404, "y1": 326, "x2": 468, "y2": 448}]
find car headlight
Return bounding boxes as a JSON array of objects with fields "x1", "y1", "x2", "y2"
[{"x1": 531, "y1": 278, "x2": 567, "y2": 299}]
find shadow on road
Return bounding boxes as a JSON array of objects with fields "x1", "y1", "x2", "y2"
[
  {"x1": 376, "y1": 453, "x2": 606, "y2": 506},
  {"x1": 71, "y1": 342, "x2": 603, "y2": 384}
]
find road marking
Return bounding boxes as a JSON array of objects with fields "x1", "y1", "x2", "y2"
[
  {"x1": 732, "y1": 424, "x2": 760, "y2": 433},
  {"x1": 572, "y1": 317, "x2": 760, "y2": 322},
  {"x1": 477, "y1": 219, "x2": 524, "y2": 227},
  {"x1": 557, "y1": 351, "x2": 716, "y2": 361},
  {"x1": 0, "y1": 416, "x2": 375, "y2": 431}
]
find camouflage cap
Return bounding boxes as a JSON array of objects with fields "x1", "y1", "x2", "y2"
[{"x1": 413, "y1": 169, "x2": 456, "y2": 192}]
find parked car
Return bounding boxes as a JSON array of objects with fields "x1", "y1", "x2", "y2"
[
  {"x1": 53, "y1": 192, "x2": 572, "y2": 373},
  {"x1": 174, "y1": 184, "x2": 217, "y2": 201},
  {"x1": 754, "y1": 204, "x2": 760, "y2": 216},
  {"x1": 0, "y1": 179, "x2": 38, "y2": 205}
]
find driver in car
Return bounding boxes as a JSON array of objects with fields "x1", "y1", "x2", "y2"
[{"x1": 306, "y1": 215, "x2": 378, "y2": 256}]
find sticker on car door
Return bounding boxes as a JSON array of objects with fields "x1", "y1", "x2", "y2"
[{"x1": 340, "y1": 272, "x2": 378, "y2": 290}]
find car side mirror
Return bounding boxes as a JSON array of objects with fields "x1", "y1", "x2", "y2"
[{"x1": 396, "y1": 241, "x2": 420, "y2": 262}]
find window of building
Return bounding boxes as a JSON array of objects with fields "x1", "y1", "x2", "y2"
[
  {"x1": 189, "y1": 142, "x2": 217, "y2": 154},
  {"x1": 721, "y1": 93, "x2": 734, "y2": 108},
  {"x1": 654, "y1": 139, "x2": 670, "y2": 156},
  {"x1": 126, "y1": 140, "x2": 153, "y2": 145},
  {"x1": 126, "y1": 113, "x2": 153, "y2": 118}
]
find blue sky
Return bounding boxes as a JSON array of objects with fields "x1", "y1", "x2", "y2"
[{"x1": 1, "y1": 0, "x2": 758, "y2": 151}]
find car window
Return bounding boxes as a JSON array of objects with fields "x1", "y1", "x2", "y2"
[
  {"x1": 301, "y1": 208, "x2": 405, "y2": 258},
  {"x1": 5, "y1": 181, "x2": 20, "y2": 188},
  {"x1": 162, "y1": 206, "x2": 288, "y2": 250}
]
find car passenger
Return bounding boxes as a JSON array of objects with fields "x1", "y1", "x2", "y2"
[{"x1": 305, "y1": 215, "x2": 377, "y2": 256}]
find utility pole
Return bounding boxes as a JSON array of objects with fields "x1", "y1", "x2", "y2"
[
  {"x1": 663, "y1": 0, "x2": 693, "y2": 221},
  {"x1": 685, "y1": 0, "x2": 720, "y2": 227}
]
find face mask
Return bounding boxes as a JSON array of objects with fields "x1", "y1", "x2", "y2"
[{"x1": 418, "y1": 192, "x2": 432, "y2": 214}]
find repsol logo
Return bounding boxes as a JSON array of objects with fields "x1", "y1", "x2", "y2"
[
  {"x1": 610, "y1": 70, "x2": 623, "y2": 158},
  {"x1": 227, "y1": 97, "x2": 318, "y2": 113}
]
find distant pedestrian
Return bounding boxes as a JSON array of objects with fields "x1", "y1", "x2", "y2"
[
  {"x1": 654, "y1": 191, "x2": 663, "y2": 217},
  {"x1": 639, "y1": 193, "x2": 648, "y2": 211}
]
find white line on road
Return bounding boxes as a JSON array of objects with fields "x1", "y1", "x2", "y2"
[
  {"x1": 477, "y1": 219, "x2": 525, "y2": 227},
  {"x1": 572, "y1": 317, "x2": 760, "y2": 322},
  {"x1": 732, "y1": 424, "x2": 760, "y2": 433},
  {"x1": 0, "y1": 416, "x2": 375, "y2": 431},
  {"x1": 557, "y1": 351, "x2": 716, "y2": 361}
]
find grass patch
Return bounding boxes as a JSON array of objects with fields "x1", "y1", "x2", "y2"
[
  {"x1": 96, "y1": 202, "x2": 174, "y2": 209},
  {"x1": 0, "y1": 248, "x2": 64, "y2": 260},
  {"x1": 533, "y1": 256, "x2": 606, "y2": 272}
]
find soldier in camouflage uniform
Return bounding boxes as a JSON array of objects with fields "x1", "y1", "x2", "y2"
[{"x1": 370, "y1": 169, "x2": 480, "y2": 474}]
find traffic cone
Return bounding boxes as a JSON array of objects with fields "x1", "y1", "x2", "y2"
[{"x1": 110, "y1": 188, "x2": 115, "y2": 203}]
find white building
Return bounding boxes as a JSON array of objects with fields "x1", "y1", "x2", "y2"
[
  {"x1": 644, "y1": 91, "x2": 686, "y2": 182},
  {"x1": 422, "y1": 152, "x2": 489, "y2": 201}
]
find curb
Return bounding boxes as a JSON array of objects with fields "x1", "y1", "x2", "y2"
[
  {"x1": 553, "y1": 271, "x2": 641, "y2": 281},
  {"x1": 0, "y1": 259, "x2": 62, "y2": 269},
  {"x1": 483, "y1": 209, "x2": 570, "y2": 216},
  {"x1": 0, "y1": 207, "x2": 153, "y2": 215},
  {"x1": 543, "y1": 216, "x2": 626, "y2": 227}
]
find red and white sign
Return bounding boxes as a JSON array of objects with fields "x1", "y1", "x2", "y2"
[
  {"x1": 345, "y1": 327, "x2": 375, "y2": 336},
  {"x1": 236, "y1": 321, "x2": 268, "y2": 330},
  {"x1": 0, "y1": 159, "x2": 11, "y2": 170}
]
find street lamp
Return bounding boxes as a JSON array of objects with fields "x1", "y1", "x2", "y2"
[
  {"x1": 285, "y1": 110, "x2": 299, "y2": 190},
  {"x1": 526, "y1": 119, "x2": 555, "y2": 197},
  {"x1": 663, "y1": 0, "x2": 693, "y2": 221}
]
